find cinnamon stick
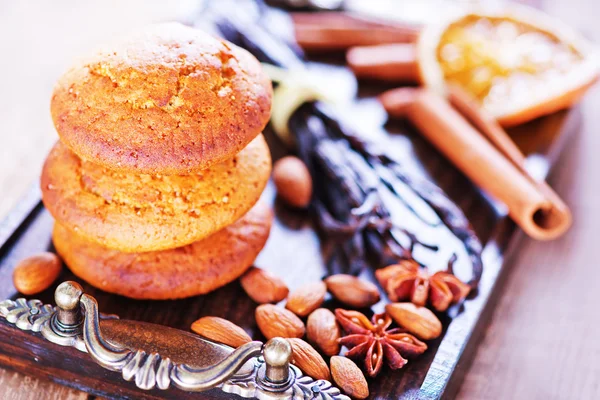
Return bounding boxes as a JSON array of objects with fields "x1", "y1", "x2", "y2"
[
  {"x1": 346, "y1": 43, "x2": 420, "y2": 82},
  {"x1": 292, "y1": 12, "x2": 419, "y2": 52},
  {"x1": 380, "y1": 87, "x2": 571, "y2": 240},
  {"x1": 447, "y1": 85, "x2": 572, "y2": 232},
  {"x1": 447, "y1": 85, "x2": 527, "y2": 167}
]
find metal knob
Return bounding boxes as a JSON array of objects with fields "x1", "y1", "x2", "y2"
[
  {"x1": 53, "y1": 281, "x2": 83, "y2": 334},
  {"x1": 263, "y1": 337, "x2": 292, "y2": 384}
]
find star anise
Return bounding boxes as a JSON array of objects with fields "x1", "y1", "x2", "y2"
[
  {"x1": 375, "y1": 260, "x2": 471, "y2": 312},
  {"x1": 335, "y1": 309, "x2": 427, "y2": 377}
]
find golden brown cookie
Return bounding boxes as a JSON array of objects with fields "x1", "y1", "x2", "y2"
[
  {"x1": 42, "y1": 135, "x2": 271, "y2": 253},
  {"x1": 51, "y1": 22, "x2": 272, "y2": 175},
  {"x1": 53, "y1": 202, "x2": 273, "y2": 300}
]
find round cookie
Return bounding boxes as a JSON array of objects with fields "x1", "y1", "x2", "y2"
[
  {"x1": 42, "y1": 135, "x2": 271, "y2": 253},
  {"x1": 53, "y1": 202, "x2": 273, "y2": 300},
  {"x1": 51, "y1": 22, "x2": 272, "y2": 175}
]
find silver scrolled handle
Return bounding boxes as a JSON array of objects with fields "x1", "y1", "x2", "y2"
[
  {"x1": 79, "y1": 294, "x2": 131, "y2": 370},
  {"x1": 1, "y1": 281, "x2": 350, "y2": 399},
  {"x1": 170, "y1": 342, "x2": 263, "y2": 391}
]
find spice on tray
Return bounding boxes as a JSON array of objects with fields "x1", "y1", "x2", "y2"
[
  {"x1": 273, "y1": 155, "x2": 313, "y2": 209},
  {"x1": 324, "y1": 274, "x2": 380, "y2": 309},
  {"x1": 380, "y1": 87, "x2": 572, "y2": 241},
  {"x1": 345, "y1": 7, "x2": 599, "y2": 127},
  {"x1": 347, "y1": 43, "x2": 419, "y2": 82},
  {"x1": 385, "y1": 303, "x2": 442, "y2": 341},
  {"x1": 285, "y1": 281, "x2": 327, "y2": 317},
  {"x1": 335, "y1": 309, "x2": 427, "y2": 377},
  {"x1": 12, "y1": 252, "x2": 62, "y2": 295},
  {"x1": 330, "y1": 356, "x2": 370, "y2": 400},
  {"x1": 255, "y1": 304, "x2": 306, "y2": 339},
  {"x1": 191, "y1": 316, "x2": 252, "y2": 348},
  {"x1": 376, "y1": 259, "x2": 470, "y2": 312},
  {"x1": 307, "y1": 308, "x2": 341, "y2": 356},
  {"x1": 213, "y1": 12, "x2": 483, "y2": 283},
  {"x1": 240, "y1": 266, "x2": 289, "y2": 304},
  {"x1": 291, "y1": 11, "x2": 418, "y2": 52},
  {"x1": 417, "y1": 9, "x2": 599, "y2": 127},
  {"x1": 287, "y1": 338, "x2": 331, "y2": 381}
]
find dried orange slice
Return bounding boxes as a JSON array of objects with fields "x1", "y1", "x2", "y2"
[{"x1": 417, "y1": 4, "x2": 599, "y2": 127}]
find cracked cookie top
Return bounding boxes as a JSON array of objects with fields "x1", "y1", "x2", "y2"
[
  {"x1": 41, "y1": 135, "x2": 271, "y2": 253},
  {"x1": 50, "y1": 22, "x2": 272, "y2": 175}
]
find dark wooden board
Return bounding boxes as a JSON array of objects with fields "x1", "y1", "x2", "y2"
[{"x1": 0, "y1": 56, "x2": 579, "y2": 400}]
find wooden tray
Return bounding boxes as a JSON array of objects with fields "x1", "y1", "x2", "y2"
[{"x1": 0, "y1": 61, "x2": 579, "y2": 399}]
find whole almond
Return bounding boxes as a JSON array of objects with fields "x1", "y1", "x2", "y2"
[
  {"x1": 324, "y1": 274, "x2": 380, "y2": 308},
  {"x1": 191, "y1": 316, "x2": 252, "y2": 348},
  {"x1": 13, "y1": 252, "x2": 62, "y2": 295},
  {"x1": 255, "y1": 304, "x2": 305, "y2": 339},
  {"x1": 288, "y1": 338, "x2": 330, "y2": 381},
  {"x1": 286, "y1": 281, "x2": 327, "y2": 317},
  {"x1": 307, "y1": 308, "x2": 341, "y2": 356},
  {"x1": 240, "y1": 267, "x2": 289, "y2": 304},
  {"x1": 330, "y1": 356, "x2": 369, "y2": 399},
  {"x1": 273, "y1": 156, "x2": 312, "y2": 208},
  {"x1": 386, "y1": 302, "x2": 442, "y2": 340}
]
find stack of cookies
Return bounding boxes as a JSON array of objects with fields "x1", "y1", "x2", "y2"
[{"x1": 41, "y1": 23, "x2": 274, "y2": 300}]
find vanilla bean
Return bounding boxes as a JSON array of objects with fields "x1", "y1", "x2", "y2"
[
  {"x1": 313, "y1": 104, "x2": 483, "y2": 285},
  {"x1": 208, "y1": 5, "x2": 483, "y2": 286},
  {"x1": 291, "y1": 104, "x2": 437, "y2": 272}
]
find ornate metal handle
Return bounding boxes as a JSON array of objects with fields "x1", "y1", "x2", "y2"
[{"x1": 0, "y1": 282, "x2": 349, "y2": 399}]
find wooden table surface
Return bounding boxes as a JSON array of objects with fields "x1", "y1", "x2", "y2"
[{"x1": 1, "y1": 1, "x2": 599, "y2": 399}]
